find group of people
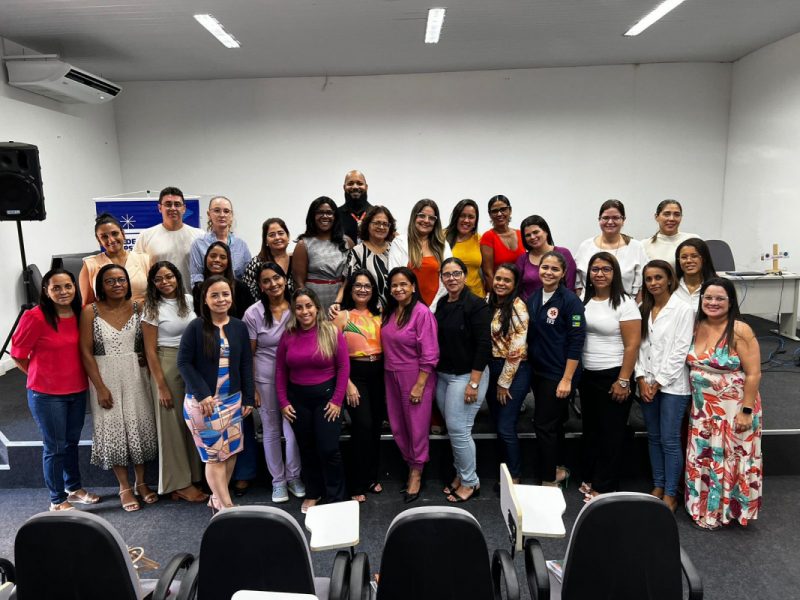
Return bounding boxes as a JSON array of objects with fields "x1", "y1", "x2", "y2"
[{"x1": 11, "y1": 173, "x2": 762, "y2": 531}]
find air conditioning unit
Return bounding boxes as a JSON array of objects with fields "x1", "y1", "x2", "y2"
[{"x1": 4, "y1": 57, "x2": 122, "y2": 104}]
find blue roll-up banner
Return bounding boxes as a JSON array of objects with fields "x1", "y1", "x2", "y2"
[{"x1": 93, "y1": 193, "x2": 201, "y2": 251}]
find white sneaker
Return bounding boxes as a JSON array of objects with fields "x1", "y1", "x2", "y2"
[
  {"x1": 287, "y1": 479, "x2": 306, "y2": 498},
  {"x1": 272, "y1": 484, "x2": 289, "y2": 503}
]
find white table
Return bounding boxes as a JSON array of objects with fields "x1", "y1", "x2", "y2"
[
  {"x1": 721, "y1": 272, "x2": 800, "y2": 340},
  {"x1": 499, "y1": 464, "x2": 566, "y2": 554},
  {"x1": 231, "y1": 592, "x2": 318, "y2": 600},
  {"x1": 304, "y1": 500, "x2": 360, "y2": 554}
]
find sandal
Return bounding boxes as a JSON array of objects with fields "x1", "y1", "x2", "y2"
[
  {"x1": 579, "y1": 481, "x2": 593, "y2": 494},
  {"x1": 367, "y1": 482, "x2": 383, "y2": 495},
  {"x1": 66, "y1": 489, "x2": 101, "y2": 505},
  {"x1": 118, "y1": 488, "x2": 141, "y2": 512},
  {"x1": 442, "y1": 479, "x2": 461, "y2": 496},
  {"x1": 446, "y1": 485, "x2": 480, "y2": 504},
  {"x1": 49, "y1": 500, "x2": 76, "y2": 512},
  {"x1": 582, "y1": 490, "x2": 601, "y2": 504},
  {"x1": 351, "y1": 494, "x2": 367, "y2": 503},
  {"x1": 171, "y1": 486, "x2": 210, "y2": 503},
  {"x1": 134, "y1": 483, "x2": 159, "y2": 504}
]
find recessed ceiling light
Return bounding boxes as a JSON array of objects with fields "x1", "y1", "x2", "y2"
[
  {"x1": 425, "y1": 8, "x2": 446, "y2": 44},
  {"x1": 624, "y1": 0, "x2": 688, "y2": 37},
  {"x1": 194, "y1": 14, "x2": 241, "y2": 48}
]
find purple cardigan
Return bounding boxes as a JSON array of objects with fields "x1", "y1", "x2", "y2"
[
  {"x1": 381, "y1": 302, "x2": 439, "y2": 373},
  {"x1": 516, "y1": 246, "x2": 577, "y2": 301}
]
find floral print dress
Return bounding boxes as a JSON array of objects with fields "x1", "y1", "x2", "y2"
[{"x1": 685, "y1": 338, "x2": 762, "y2": 529}]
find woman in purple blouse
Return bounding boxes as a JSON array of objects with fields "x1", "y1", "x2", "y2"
[
  {"x1": 276, "y1": 287, "x2": 349, "y2": 512},
  {"x1": 381, "y1": 267, "x2": 439, "y2": 503},
  {"x1": 515, "y1": 215, "x2": 577, "y2": 301}
]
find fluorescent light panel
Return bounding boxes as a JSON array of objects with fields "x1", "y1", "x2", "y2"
[
  {"x1": 194, "y1": 14, "x2": 241, "y2": 48},
  {"x1": 425, "y1": 8, "x2": 446, "y2": 44},
  {"x1": 624, "y1": 0, "x2": 687, "y2": 36}
]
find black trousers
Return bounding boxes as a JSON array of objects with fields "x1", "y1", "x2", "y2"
[
  {"x1": 532, "y1": 374, "x2": 571, "y2": 482},
  {"x1": 579, "y1": 367, "x2": 632, "y2": 493},
  {"x1": 346, "y1": 359, "x2": 386, "y2": 495},
  {"x1": 288, "y1": 379, "x2": 346, "y2": 502}
]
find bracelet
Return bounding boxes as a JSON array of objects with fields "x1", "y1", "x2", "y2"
[{"x1": 742, "y1": 406, "x2": 753, "y2": 415}]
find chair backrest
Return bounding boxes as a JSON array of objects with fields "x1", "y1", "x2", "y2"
[
  {"x1": 14, "y1": 511, "x2": 141, "y2": 600},
  {"x1": 705, "y1": 239, "x2": 735, "y2": 272},
  {"x1": 377, "y1": 507, "x2": 495, "y2": 600},
  {"x1": 197, "y1": 506, "x2": 317, "y2": 600},
  {"x1": 561, "y1": 493, "x2": 683, "y2": 600}
]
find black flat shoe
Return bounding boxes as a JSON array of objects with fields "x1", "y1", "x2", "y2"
[
  {"x1": 403, "y1": 491, "x2": 420, "y2": 504},
  {"x1": 367, "y1": 482, "x2": 383, "y2": 495}
]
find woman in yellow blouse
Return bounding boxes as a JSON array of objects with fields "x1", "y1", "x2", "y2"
[{"x1": 445, "y1": 199, "x2": 484, "y2": 297}]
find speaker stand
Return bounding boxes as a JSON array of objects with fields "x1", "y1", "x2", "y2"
[{"x1": 1, "y1": 221, "x2": 36, "y2": 358}]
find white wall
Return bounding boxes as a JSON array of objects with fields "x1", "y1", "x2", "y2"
[
  {"x1": 114, "y1": 63, "x2": 731, "y2": 256},
  {"x1": 723, "y1": 32, "x2": 800, "y2": 273},
  {"x1": 0, "y1": 39, "x2": 124, "y2": 372}
]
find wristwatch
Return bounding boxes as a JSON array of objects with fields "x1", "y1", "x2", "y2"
[
  {"x1": 468, "y1": 382, "x2": 479, "y2": 390},
  {"x1": 742, "y1": 406, "x2": 753, "y2": 415},
  {"x1": 617, "y1": 379, "x2": 630, "y2": 389}
]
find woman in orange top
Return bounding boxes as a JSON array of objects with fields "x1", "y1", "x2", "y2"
[
  {"x1": 333, "y1": 269, "x2": 385, "y2": 501},
  {"x1": 387, "y1": 199, "x2": 452, "y2": 309},
  {"x1": 480, "y1": 195, "x2": 525, "y2": 285}
]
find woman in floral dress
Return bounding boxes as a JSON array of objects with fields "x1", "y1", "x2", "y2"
[{"x1": 685, "y1": 277, "x2": 762, "y2": 530}]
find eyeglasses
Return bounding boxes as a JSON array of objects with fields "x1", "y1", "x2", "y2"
[
  {"x1": 353, "y1": 283, "x2": 373, "y2": 291},
  {"x1": 210, "y1": 208, "x2": 232, "y2": 215},
  {"x1": 590, "y1": 266, "x2": 614, "y2": 274},
  {"x1": 154, "y1": 273, "x2": 176, "y2": 284},
  {"x1": 489, "y1": 206, "x2": 510, "y2": 215},
  {"x1": 599, "y1": 216, "x2": 624, "y2": 222},
  {"x1": 316, "y1": 210, "x2": 335, "y2": 217},
  {"x1": 160, "y1": 201, "x2": 184, "y2": 209},
  {"x1": 701, "y1": 295, "x2": 729, "y2": 303},
  {"x1": 441, "y1": 270, "x2": 464, "y2": 280},
  {"x1": 416, "y1": 213, "x2": 437, "y2": 223},
  {"x1": 103, "y1": 277, "x2": 128, "y2": 286},
  {"x1": 370, "y1": 221, "x2": 390, "y2": 229}
]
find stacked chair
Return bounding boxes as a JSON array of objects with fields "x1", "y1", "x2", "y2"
[{"x1": 524, "y1": 492, "x2": 703, "y2": 600}]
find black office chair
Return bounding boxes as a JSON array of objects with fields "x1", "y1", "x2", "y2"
[
  {"x1": 705, "y1": 240, "x2": 735, "y2": 272},
  {"x1": 13, "y1": 510, "x2": 192, "y2": 600},
  {"x1": 177, "y1": 506, "x2": 350, "y2": 600},
  {"x1": 349, "y1": 506, "x2": 520, "y2": 600},
  {"x1": 525, "y1": 492, "x2": 702, "y2": 600},
  {"x1": 0, "y1": 558, "x2": 14, "y2": 600}
]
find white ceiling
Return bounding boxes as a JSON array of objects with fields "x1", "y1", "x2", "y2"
[{"x1": 1, "y1": 0, "x2": 799, "y2": 83}]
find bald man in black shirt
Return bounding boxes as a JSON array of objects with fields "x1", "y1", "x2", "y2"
[{"x1": 337, "y1": 170, "x2": 372, "y2": 243}]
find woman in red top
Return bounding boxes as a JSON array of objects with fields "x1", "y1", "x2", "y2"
[
  {"x1": 11, "y1": 269, "x2": 100, "y2": 511},
  {"x1": 480, "y1": 195, "x2": 525, "y2": 284}
]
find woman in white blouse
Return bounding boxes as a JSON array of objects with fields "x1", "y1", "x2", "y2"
[
  {"x1": 640, "y1": 200, "x2": 698, "y2": 269},
  {"x1": 574, "y1": 200, "x2": 649, "y2": 299},
  {"x1": 579, "y1": 252, "x2": 641, "y2": 501},
  {"x1": 635, "y1": 260, "x2": 694, "y2": 512},
  {"x1": 673, "y1": 238, "x2": 718, "y2": 315}
]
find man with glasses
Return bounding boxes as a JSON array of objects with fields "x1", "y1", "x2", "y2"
[
  {"x1": 133, "y1": 186, "x2": 202, "y2": 292},
  {"x1": 338, "y1": 170, "x2": 372, "y2": 244}
]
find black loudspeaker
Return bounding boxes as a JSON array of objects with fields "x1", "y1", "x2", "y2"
[{"x1": 0, "y1": 142, "x2": 46, "y2": 221}]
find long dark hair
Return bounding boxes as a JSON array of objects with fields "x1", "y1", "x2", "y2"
[
  {"x1": 144, "y1": 261, "x2": 190, "y2": 322},
  {"x1": 202, "y1": 241, "x2": 235, "y2": 282},
  {"x1": 650, "y1": 199, "x2": 683, "y2": 242},
  {"x1": 383, "y1": 267, "x2": 422, "y2": 328},
  {"x1": 488, "y1": 262, "x2": 521, "y2": 337},
  {"x1": 675, "y1": 238, "x2": 717, "y2": 282},
  {"x1": 639, "y1": 260, "x2": 677, "y2": 340},
  {"x1": 520, "y1": 215, "x2": 555, "y2": 250},
  {"x1": 598, "y1": 199, "x2": 631, "y2": 244},
  {"x1": 198, "y1": 275, "x2": 232, "y2": 358},
  {"x1": 359, "y1": 205, "x2": 397, "y2": 245},
  {"x1": 341, "y1": 269, "x2": 381, "y2": 316},
  {"x1": 583, "y1": 252, "x2": 628, "y2": 309},
  {"x1": 407, "y1": 199, "x2": 446, "y2": 268},
  {"x1": 697, "y1": 277, "x2": 741, "y2": 352},
  {"x1": 299, "y1": 196, "x2": 348, "y2": 252},
  {"x1": 257, "y1": 218, "x2": 290, "y2": 262},
  {"x1": 257, "y1": 261, "x2": 290, "y2": 328},
  {"x1": 39, "y1": 268, "x2": 82, "y2": 331},
  {"x1": 445, "y1": 199, "x2": 480, "y2": 249},
  {"x1": 95, "y1": 264, "x2": 132, "y2": 302}
]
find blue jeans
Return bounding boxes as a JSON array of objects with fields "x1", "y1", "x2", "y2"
[
  {"x1": 436, "y1": 370, "x2": 489, "y2": 487},
  {"x1": 486, "y1": 360, "x2": 531, "y2": 479},
  {"x1": 640, "y1": 391, "x2": 691, "y2": 497},
  {"x1": 27, "y1": 389, "x2": 87, "y2": 504}
]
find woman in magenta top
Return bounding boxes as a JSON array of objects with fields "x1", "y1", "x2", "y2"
[
  {"x1": 515, "y1": 215, "x2": 577, "y2": 301},
  {"x1": 276, "y1": 287, "x2": 350, "y2": 512},
  {"x1": 481, "y1": 195, "x2": 525, "y2": 285},
  {"x1": 381, "y1": 267, "x2": 440, "y2": 503},
  {"x1": 12, "y1": 269, "x2": 100, "y2": 511}
]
